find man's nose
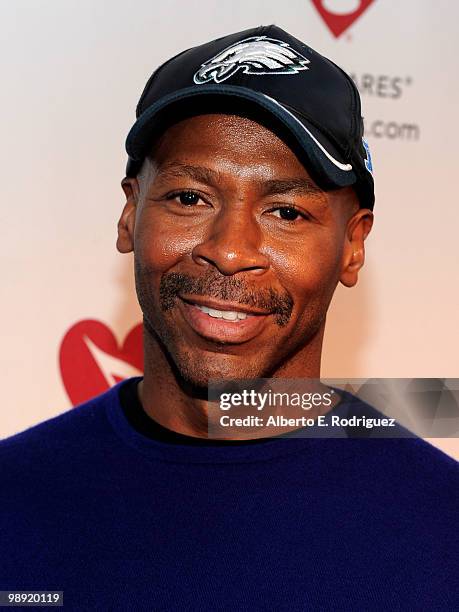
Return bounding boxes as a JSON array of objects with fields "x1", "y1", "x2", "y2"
[{"x1": 191, "y1": 204, "x2": 270, "y2": 276}]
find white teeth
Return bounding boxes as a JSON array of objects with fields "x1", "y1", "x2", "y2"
[{"x1": 195, "y1": 304, "x2": 248, "y2": 320}]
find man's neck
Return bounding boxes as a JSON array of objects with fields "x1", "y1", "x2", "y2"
[{"x1": 138, "y1": 326, "x2": 338, "y2": 440}]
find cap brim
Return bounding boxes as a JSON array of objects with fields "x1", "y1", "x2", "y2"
[{"x1": 125, "y1": 84, "x2": 357, "y2": 190}]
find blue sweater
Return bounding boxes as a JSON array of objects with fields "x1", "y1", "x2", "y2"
[{"x1": 1, "y1": 379, "x2": 458, "y2": 611}]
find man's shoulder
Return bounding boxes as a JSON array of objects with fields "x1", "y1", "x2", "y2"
[
  {"x1": 0, "y1": 383, "x2": 121, "y2": 466},
  {"x1": 386, "y1": 436, "x2": 459, "y2": 483},
  {"x1": 338, "y1": 389, "x2": 459, "y2": 477}
]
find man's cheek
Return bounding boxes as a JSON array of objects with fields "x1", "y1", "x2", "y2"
[
  {"x1": 135, "y1": 234, "x2": 181, "y2": 271},
  {"x1": 270, "y1": 250, "x2": 337, "y2": 292}
]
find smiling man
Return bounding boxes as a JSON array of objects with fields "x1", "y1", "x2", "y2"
[
  {"x1": 1, "y1": 25, "x2": 458, "y2": 611},
  {"x1": 118, "y1": 110, "x2": 371, "y2": 436}
]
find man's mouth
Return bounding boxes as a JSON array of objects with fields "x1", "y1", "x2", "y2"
[
  {"x1": 193, "y1": 304, "x2": 251, "y2": 321},
  {"x1": 178, "y1": 295, "x2": 272, "y2": 344}
]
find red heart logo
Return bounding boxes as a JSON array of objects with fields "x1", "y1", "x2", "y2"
[
  {"x1": 312, "y1": 0, "x2": 376, "y2": 38},
  {"x1": 59, "y1": 319, "x2": 144, "y2": 406}
]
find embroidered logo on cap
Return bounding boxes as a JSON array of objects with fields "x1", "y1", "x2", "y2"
[
  {"x1": 193, "y1": 36, "x2": 310, "y2": 85},
  {"x1": 362, "y1": 138, "x2": 373, "y2": 174}
]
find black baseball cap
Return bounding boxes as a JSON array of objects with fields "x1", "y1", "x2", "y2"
[{"x1": 125, "y1": 25, "x2": 375, "y2": 210}]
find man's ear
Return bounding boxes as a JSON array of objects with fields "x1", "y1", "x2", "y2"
[
  {"x1": 339, "y1": 209, "x2": 374, "y2": 288},
  {"x1": 116, "y1": 177, "x2": 139, "y2": 254}
]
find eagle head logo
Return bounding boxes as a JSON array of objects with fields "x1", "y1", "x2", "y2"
[{"x1": 193, "y1": 36, "x2": 310, "y2": 85}]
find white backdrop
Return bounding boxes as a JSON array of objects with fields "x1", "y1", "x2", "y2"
[{"x1": 1, "y1": 0, "x2": 458, "y2": 457}]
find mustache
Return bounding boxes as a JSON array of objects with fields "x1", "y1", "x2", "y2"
[{"x1": 159, "y1": 269, "x2": 294, "y2": 327}]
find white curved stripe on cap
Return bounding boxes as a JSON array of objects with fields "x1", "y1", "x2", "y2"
[{"x1": 262, "y1": 93, "x2": 353, "y2": 172}]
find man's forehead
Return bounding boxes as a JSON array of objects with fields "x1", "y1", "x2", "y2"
[
  {"x1": 152, "y1": 111, "x2": 295, "y2": 148},
  {"x1": 147, "y1": 112, "x2": 324, "y2": 182}
]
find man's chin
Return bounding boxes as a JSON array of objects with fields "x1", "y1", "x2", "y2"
[
  {"x1": 144, "y1": 322, "x2": 274, "y2": 387},
  {"x1": 173, "y1": 350, "x2": 265, "y2": 389}
]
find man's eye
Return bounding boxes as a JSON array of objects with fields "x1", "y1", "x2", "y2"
[
  {"x1": 165, "y1": 190, "x2": 202, "y2": 207},
  {"x1": 168, "y1": 191, "x2": 203, "y2": 206},
  {"x1": 270, "y1": 207, "x2": 306, "y2": 222}
]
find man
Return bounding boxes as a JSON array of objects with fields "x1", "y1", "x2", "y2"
[{"x1": 1, "y1": 25, "x2": 458, "y2": 611}]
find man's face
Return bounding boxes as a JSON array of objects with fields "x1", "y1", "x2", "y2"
[{"x1": 118, "y1": 113, "x2": 372, "y2": 386}]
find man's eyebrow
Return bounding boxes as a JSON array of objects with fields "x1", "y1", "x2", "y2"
[
  {"x1": 155, "y1": 163, "x2": 220, "y2": 185},
  {"x1": 261, "y1": 178, "x2": 325, "y2": 198}
]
